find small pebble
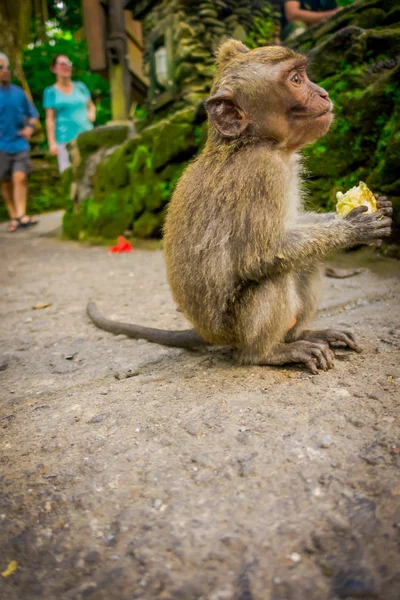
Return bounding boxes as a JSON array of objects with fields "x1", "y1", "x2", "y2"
[
  {"x1": 88, "y1": 414, "x2": 106, "y2": 424},
  {"x1": 320, "y1": 435, "x2": 334, "y2": 448},
  {"x1": 185, "y1": 423, "x2": 199, "y2": 436},
  {"x1": 288, "y1": 552, "x2": 301, "y2": 562},
  {"x1": 85, "y1": 551, "x2": 101, "y2": 563}
]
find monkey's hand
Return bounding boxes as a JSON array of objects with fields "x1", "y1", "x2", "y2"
[
  {"x1": 375, "y1": 195, "x2": 393, "y2": 216},
  {"x1": 344, "y1": 205, "x2": 392, "y2": 245}
]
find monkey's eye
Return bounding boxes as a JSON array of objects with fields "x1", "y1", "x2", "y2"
[{"x1": 291, "y1": 73, "x2": 301, "y2": 85}]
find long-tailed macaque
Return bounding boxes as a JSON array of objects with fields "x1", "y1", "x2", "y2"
[{"x1": 87, "y1": 40, "x2": 392, "y2": 373}]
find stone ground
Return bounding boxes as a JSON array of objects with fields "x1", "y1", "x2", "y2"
[{"x1": 0, "y1": 212, "x2": 399, "y2": 600}]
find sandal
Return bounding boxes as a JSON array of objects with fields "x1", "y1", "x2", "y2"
[
  {"x1": 7, "y1": 219, "x2": 20, "y2": 233},
  {"x1": 18, "y1": 215, "x2": 38, "y2": 228}
]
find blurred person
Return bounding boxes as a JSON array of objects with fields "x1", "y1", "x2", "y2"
[
  {"x1": 281, "y1": 1, "x2": 342, "y2": 40},
  {"x1": 0, "y1": 53, "x2": 39, "y2": 232},
  {"x1": 44, "y1": 55, "x2": 96, "y2": 173}
]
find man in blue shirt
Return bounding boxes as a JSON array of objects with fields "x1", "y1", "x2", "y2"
[{"x1": 0, "y1": 53, "x2": 39, "y2": 232}]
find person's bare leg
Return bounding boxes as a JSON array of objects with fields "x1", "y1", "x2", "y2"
[
  {"x1": 1, "y1": 180, "x2": 19, "y2": 231},
  {"x1": 12, "y1": 171, "x2": 27, "y2": 219},
  {"x1": 12, "y1": 171, "x2": 37, "y2": 225},
  {"x1": 2, "y1": 180, "x2": 16, "y2": 218}
]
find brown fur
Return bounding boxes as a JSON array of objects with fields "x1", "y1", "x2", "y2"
[{"x1": 88, "y1": 40, "x2": 392, "y2": 373}]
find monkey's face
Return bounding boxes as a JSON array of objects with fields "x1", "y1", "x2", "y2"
[
  {"x1": 275, "y1": 58, "x2": 334, "y2": 149},
  {"x1": 206, "y1": 42, "x2": 334, "y2": 151}
]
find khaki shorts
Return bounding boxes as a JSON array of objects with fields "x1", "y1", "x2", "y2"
[{"x1": 0, "y1": 150, "x2": 31, "y2": 181}]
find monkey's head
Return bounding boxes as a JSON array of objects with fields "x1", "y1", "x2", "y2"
[{"x1": 205, "y1": 40, "x2": 333, "y2": 151}]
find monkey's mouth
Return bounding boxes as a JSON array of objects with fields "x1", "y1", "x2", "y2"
[{"x1": 314, "y1": 108, "x2": 333, "y2": 119}]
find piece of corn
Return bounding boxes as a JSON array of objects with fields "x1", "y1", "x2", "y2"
[{"x1": 336, "y1": 181, "x2": 377, "y2": 217}]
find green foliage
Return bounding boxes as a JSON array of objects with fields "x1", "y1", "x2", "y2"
[{"x1": 48, "y1": 0, "x2": 83, "y2": 34}]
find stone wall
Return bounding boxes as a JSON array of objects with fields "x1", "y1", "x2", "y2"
[{"x1": 139, "y1": 0, "x2": 278, "y2": 115}]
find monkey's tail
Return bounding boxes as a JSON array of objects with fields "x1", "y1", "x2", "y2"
[{"x1": 86, "y1": 302, "x2": 207, "y2": 349}]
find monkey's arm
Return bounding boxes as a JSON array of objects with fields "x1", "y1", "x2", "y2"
[
  {"x1": 273, "y1": 208, "x2": 391, "y2": 272},
  {"x1": 238, "y1": 207, "x2": 390, "y2": 282},
  {"x1": 298, "y1": 212, "x2": 335, "y2": 224}
]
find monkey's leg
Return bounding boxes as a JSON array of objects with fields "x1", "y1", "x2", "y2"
[
  {"x1": 298, "y1": 329, "x2": 361, "y2": 352},
  {"x1": 285, "y1": 266, "x2": 322, "y2": 341},
  {"x1": 236, "y1": 280, "x2": 334, "y2": 373},
  {"x1": 285, "y1": 267, "x2": 361, "y2": 352}
]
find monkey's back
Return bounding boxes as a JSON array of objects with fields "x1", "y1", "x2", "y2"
[
  {"x1": 164, "y1": 157, "x2": 237, "y2": 344},
  {"x1": 164, "y1": 145, "x2": 295, "y2": 345}
]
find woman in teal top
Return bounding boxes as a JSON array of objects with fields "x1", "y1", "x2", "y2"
[{"x1": 44, "y1": 55, "x2": 96, "y2": 172}]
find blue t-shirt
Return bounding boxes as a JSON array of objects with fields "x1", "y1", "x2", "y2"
[
  {"x1": 43, "y1": 82, "x2": 93, "y2": 144},
  {"x1": 0, "y1": 84, "x2": 39, "y2": 153}
]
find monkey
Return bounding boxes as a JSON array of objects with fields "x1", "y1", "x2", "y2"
[{"x1": 87, "y1": 39, "x2": 392, "y2": 374}]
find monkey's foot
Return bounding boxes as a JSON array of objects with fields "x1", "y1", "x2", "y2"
[
  {"x1": 261, "y1": 340, "x2": 335, "y2": 375},
  {"x1": 300, "y1": 329, "x2": 362, "y2": 353}
]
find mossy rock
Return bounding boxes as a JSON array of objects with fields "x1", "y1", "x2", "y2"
[
  {"x1": 132, "y1": 212, "x2": 164, "y2": 238},
  {"x1": 62, "y1": 209, "x2": 85, "y2": 241},
  {"x1": 364, "y1": 27, "x2": 400, "y2": 59},
  {"x1": 130, "y1": 107, "x2": 197, "y2": 171},
  {"x1": 101, "y1": 145, "x2": 130, "y2": 189},
  {"x1": 129, "y1": 144, "x2": 152, "y2": 172},
  {"x1": 77, "y1": 125, "x2": 130, "y2": 155},
  {"x1": 307, "y1": 26, "x2": 366, "y2": 81},
  {"x1": 385, "y1": 7, "x2": 400, "y2": 26},
  {"x1": 84, "y1": 190, "x2": 133, "y2": 239},
  {"x1": 351, "y1": 8, "x2": 386, "y2": 29},
  {"x1": 131, "y1": 167, "x2": 164, "y2": 213}
]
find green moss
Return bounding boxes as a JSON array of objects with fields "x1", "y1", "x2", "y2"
[
  {"x1": 83, "y1": 190, "x2": 133, "y2": 239},
  {"x1": 351, "y1": 9, "x2": 386, "y2": 29},
  {"x1": 77, "y1": 125, "x2": 129, "y2": 155},
  {"x1": 132, "y1": 212, "x2": 163, "y2": 238},
  {"x1": 103, "y1": 146, "x2": 130, "y2": 188},
  {"x1": 62, "y1": 210, "x2": 85, "y2": 240},
  {"x1": 129, "y1": 144, "x2": 152, "y2": 172}
]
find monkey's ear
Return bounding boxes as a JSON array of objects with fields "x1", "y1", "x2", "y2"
[
  {"x1": 205, "y1": 92, "x2": 249, "y2": 138},
  {"x1": 216, "y1": 39, "x2": 250, "y2": 69}
]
